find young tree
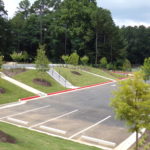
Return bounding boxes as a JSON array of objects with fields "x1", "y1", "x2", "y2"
[
  {"x1": 0, "y1": 55, "x2": 4, "y2": 69},
  {"x1": 111, "y1": 72, "x2": 150, "y2": 150},
  {"x1": 10, "y1": 51, "x2": 23, "y2": 62},
  {"x1": 68, "y1": 52, "x2": 79, "y2": 66},
  {"x1": 99, "y1": 57, "x2": 107, "y2": 69},
  {"x1": 122, "y1": 59, "x2": 132, "y2": 71},
  {"x1": 35, "y1": 45, "x2": 49, "y2": 76},
  {"x1": 142, "y1": 57, "x2": 150, "y2": 81},
  {"x1": 61, "y1": 55, "x2": 69, "y2": 64},
  {"x1": 81, "y1": 55, "x2": 89, "y2": 66},
  {"x1": 22, "y1": 51, "x2": 29, "y2": 62}
]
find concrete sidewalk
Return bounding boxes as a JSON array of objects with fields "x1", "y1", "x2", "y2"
[
  {"x1": 81, "y1": 70, "x2": 116, "y2": 82},
  {"x1": 0, "y1": 72, "x2": 46, "y2": 96}
]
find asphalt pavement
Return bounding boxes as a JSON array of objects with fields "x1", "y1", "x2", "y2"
[{"x1": 0, "y1": 82, "x2": 131, "y2": 150}]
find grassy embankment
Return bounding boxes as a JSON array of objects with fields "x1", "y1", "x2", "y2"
[
  {"x1": 13, "y1": 70, "x2": 66, "y2": 93},
  {"x1": 54, "y1": 67, "x2": 109, "y2": 87},
  {"x1": 0, "y1": 122, "x2": 100, "y2": 150},
  {"x1": 0, "y1": 78, "x2": 34, "y2": 104}
]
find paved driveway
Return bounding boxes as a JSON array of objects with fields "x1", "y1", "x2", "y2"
[{"x1": 0, "y1": 82, "x2": 131, "y2": 150}]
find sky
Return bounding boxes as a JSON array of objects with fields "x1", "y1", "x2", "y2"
[{"x1": 3, "y1": 0, "x2": 150, "y2": 27}]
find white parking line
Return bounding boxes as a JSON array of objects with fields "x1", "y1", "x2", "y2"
[
  {"x1": 0, "y1": 119, "x2": 113, "y2": 150},
  {"x1": 40, "y1": 126, "x2": 66, "y2": 135},
  {"x1": 81, "y1": 135, "x2": 116, "y2": 147},
  {"x1": 7, "y1": 117, "x2": 28, "y2": 125},
  {"x1": 29, "y1": 109, "x2": 78, "y2": 128},
  {"x1": 111, "y1": 84, "x2": 116, "y2": 86},
  {"x1": 0, "y1": 105, "x2": 50, "y2": 120},
  {"x1": 69, "y1": 116, "x2": 111, "y2": 139}
]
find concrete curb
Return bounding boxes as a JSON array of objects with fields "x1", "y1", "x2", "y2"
[
  {"x1": 19, "y1": 78, "x2": 129, "y2": 101},
  {"x1": 114, "y1": 129, "x2": 146, "y2": 150},
  {"x1": 19, "y1": 80, "x2": 116, "y2": 101}
]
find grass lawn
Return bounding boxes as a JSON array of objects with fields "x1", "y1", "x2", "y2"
[
  {"x1": 55, "y1": 67, "x2": 108, "y2": 87},
  {"x1": 80, "y1": 66, "x2": 126, "y2": 79},
  {"x1": 81, "y1": 66, "x2": 118, "y2": 79},
  {"x1": 0, "y1": 122, "x2": 100, "y2": 150},
  {"x1": 13, "y1": 70, "x2": 66, "y2": 93},
  {"x1": 0, "y1": 78, "x2": 34, "y2": 104}
]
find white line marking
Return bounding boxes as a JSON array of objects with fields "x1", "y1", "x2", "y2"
[
  {"x1": 111, "y1": 84, "x2": 116, "y2": 86},
  {"x1": 7, "y1": 117, "x2": 28, "y2": 125},
  {"x1": 0, "y1": 105, "x2": 50, "y2": 120},
  {"x1": 29, "y1": 109, "x2": 78, "y2": 128},
  {"x1": 81, "y1": 136, "x2": 116, "y2": 147},
  {"x1": 0, "y1": 101, "x2": 26, "y2": 110},
  {"x1": 0, "y1": 120, "x2": 113, "y2": 150},
  {"x1": 40, "y1": 126, "x2": 66, "y2": 134},
  {"x1": 69, "y1": 116, "x2": 111, "y2": 139}
]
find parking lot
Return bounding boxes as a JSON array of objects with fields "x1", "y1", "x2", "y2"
[{"x1": 0, "y1": 82, "x2": 131, "y2": 150}]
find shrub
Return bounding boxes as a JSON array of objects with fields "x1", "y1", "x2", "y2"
[
  {"x1": 142, "y1": 57, "x2": 150, "y2": 81},
  {"x1": 22, "y1": 51, "x2": 29, "y2": 62},
  {"x1": 0, "y1": 55, "x2": 4, "y2": 69},
  {"x1": 99, "y1": 57, "x2": 107, "y2": 68},
  {"x1": 80, "y1": 55, "x2": 89, "y2": 66},
  {"x1": 122, "y1": 59, "x2": 132, "y2": 71},
  {"x1": 61, "y1": 55, "x2": 69, "y2": 64},
  {"x1": 68, "y1": 52, "x2": 79, "y2": 66},
  {"x1": 10, "y1": 51, "x2": 23, "y2": 62},
  {"x1": 106, "y1": 63, "x2": 114, "y2": 70}
]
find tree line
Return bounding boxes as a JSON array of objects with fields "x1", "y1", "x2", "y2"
[{"x1": 0, "y1": 0, "x2": 150, "y2": 67}]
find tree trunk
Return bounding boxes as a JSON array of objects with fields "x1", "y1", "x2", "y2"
[
  {"x1": 110, "y1": 41, "x2": 112, "y2": 63},
  {"x1": 95, "y1": 31, "x2": 98, "y2": 65},
  {"x1": 135, "y1": 130, "x2": 139, "y2": 150}
]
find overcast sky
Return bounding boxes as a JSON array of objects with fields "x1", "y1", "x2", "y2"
[{"x1": 4, "y1": 0, "x2": 150, "y2": 27}]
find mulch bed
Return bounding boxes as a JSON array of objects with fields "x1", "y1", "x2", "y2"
[
  {"x1": 0, "y1": 88, "x2": 6, "y2": 94},
  {"x1": 3, "y1": 68, "x2": 27, "y2": 77},
  {"x1": 71, "y1": 71, "x2": 81, "y2": 76},
  {"x1": 0, "y1": 131, "x2": 16, "y2": 144},
  {"x1": 33, "y1": 78, "x2": 51, "y2": 87}
]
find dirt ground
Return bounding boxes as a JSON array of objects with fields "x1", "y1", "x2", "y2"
[
  {"x1": 0, "y1": 131, "x2": 16, "y2": 143},
  {"x1": 2, "y1": 68, "x2": 27, "y2": 77}
]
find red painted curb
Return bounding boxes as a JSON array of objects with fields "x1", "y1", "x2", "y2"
[
  {"x1": 20, "y1": 95, "x2": 40, "y2": 101},
  {"x1": 19, "y1": 80, "x2": 114, "y2": 101},
  {"x1": 19, "y1": 78, "x2": 130, "y2": 101}
]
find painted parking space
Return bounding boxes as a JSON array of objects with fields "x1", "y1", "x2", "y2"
[
  {"x1": 0, "y1": 81, "x2": 131, "y2": 150},
  {"x1": 37, "y1": 110, "x2": 110, "y2": 138},
  {"x1": 77, "y1": 117, "x2": 130, "y2": 148}
]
